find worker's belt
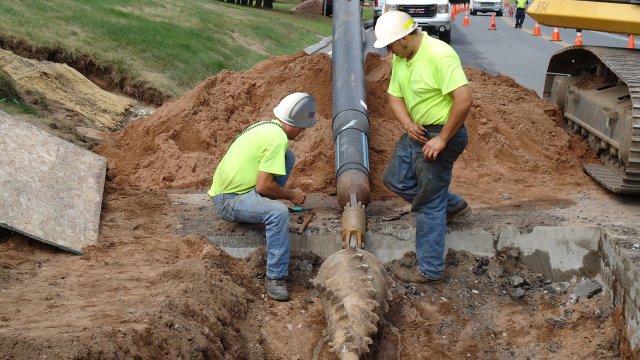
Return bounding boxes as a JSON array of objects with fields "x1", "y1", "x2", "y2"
[
  {"x1": 422, "y1": 124, "x2": 466, "y2": 139},
  {"x1": 423, "y1": 125, "x2": 445, "y2": 131}
]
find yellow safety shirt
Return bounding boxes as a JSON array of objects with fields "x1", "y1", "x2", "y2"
[
  {"x1": 388, "y1": 35, "x2": 468, "y2": 126},
  {"x1": 208, "y1": 120, "x2": 287, "y2": 196}
]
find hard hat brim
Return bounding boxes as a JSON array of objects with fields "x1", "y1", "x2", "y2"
[{"x1": 373, "y1": 22, "x2": 418, "y2": 49}]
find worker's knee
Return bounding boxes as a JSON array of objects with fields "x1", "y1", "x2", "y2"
[
  {"x1": 382, "y1": 169, "x2": 394, "y2": 190},
  {"x1": 272, "y1": 202, "x2": 290, "y2": 222}
]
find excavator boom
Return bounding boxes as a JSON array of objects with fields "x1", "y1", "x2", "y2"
[{"x1": 528, "y1": 0, "x2": 640, "y2": 35}]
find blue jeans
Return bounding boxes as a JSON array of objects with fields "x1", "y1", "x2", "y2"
[
  {"x1": 212, "y1": 149, "x2": 295, "y2": 280},
  {"x1": 382, "y1": 128, "x2": 468, "y2": 279}
]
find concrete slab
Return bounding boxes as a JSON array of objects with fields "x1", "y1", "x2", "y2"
[
  {"x1": 0, "y1": 112, "x2": 106, "y2": 254},
  {"x1": 209, "y1": 227, "x2": 497, "y2": 264},
  {"x1": 497, "y1": 226, "x2": 602, "y2": 281},
  {"x1": 208, "y1": 223, "x2": 604, "y2": 284}
]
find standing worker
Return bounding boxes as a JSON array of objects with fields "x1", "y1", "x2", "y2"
[
  {"x1": 208, "y1": 92, "x2": 317, "y2": 301},
  {"x1": 373, "y1": 11, "x2": 472, "y2": 284},
  {"x1": 514, "y1": 0, "x2": 528, "y2": 28}
]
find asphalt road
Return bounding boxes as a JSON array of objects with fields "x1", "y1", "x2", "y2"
[{"x1": 361, "y1": 11, "x2": 638, "y2": 97}]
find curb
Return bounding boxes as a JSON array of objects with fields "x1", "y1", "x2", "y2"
[
  {"x1": 304, "y1": 20, "x2": 374, "y2": 55},
  {"x1": 304, "y1": 36, "x2": 332, "y2": 55}
]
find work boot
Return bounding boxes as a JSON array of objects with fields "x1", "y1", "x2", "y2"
[
  {"x1": 265, "y1": 277, "x2": 289, "y2": 301},
  {"x1": 447, "y1": 200, "x2": 471, "y2": 224},
  {"x1": 393, "y1": 266, "x2": 443, "y2": 284}
]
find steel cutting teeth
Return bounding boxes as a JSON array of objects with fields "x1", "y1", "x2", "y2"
[{"x1": 313, "y1": 248, "x2": 394, "y2": 357}]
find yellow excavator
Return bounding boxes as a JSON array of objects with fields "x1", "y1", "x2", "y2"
[{"x1": 528, "y1": 0, "x2": 640, "y2": 194}]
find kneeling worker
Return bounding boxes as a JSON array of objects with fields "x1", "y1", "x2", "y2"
[{"x1": 208, "y1": 92, "x2": 317, "y2": 301}]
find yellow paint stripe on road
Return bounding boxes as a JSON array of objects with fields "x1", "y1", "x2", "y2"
[{"x1": 500, "y1": 16, "x2": 571, "y2": 47}]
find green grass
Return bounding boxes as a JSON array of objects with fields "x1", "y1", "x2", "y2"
[
  {"x1": 0, "y1": 0, "x2": 333, "y2": 98},
  {"x1": 0, "y1": 71, "x2": 39, "y2": 116},
  {"x1": 362, "y1": 3, "x2": 374, "y2": 21}
]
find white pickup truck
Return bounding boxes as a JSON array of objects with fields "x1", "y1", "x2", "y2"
[
  {"x1": 379, "y1": 0, "x2": 452, "y2": 43},
  {"x1": 470, "y1": 0, "x2": 504, "y2": 16}
]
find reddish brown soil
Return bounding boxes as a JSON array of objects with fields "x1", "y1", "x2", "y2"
[
  {"x1": 0, "y1": 51, "x2": 630, "y2": 359},
  {"x1": 96, "y1": 51, "x2": 600, "y2": 204},
  {"x1": 292, "y1": 0, "x2": 324, "y2": 15}
]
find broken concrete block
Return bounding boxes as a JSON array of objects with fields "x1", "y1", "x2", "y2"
[
  {"x1": 0, "y1": 111, "x2": 106, "y2": 254},
  {"x1": 573, "y1": 279, "x2": 602, "y2": 300},
  {"x1": 510, "y1": 275, "x2": 525, "y2": 287},
  {"x1": 511, "y1": 288, "x2": 526, "y2": 300}
]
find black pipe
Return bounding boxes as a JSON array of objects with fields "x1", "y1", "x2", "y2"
[{"x1": 332, "y1": 0, "x2": 371, "y2": 207}]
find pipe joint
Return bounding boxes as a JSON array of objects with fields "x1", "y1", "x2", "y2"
[{"x1": 332, "y1": 109, "x2": 370, "y2": 139}]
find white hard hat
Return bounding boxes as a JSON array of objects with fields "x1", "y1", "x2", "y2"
[
  {"x1": 273, "y1": 92, "x2": 317, "y2": 129},
  {"x1": 373, "y1": 11, "x2": 418, "y2": 48}
]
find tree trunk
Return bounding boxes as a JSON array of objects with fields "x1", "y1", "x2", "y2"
[
  {"x1": 254, "y1": 0, "x2": 263, "y2": 7},
  {"x1": 263, "y1": 0, "x2": 273, "y2": 8}
]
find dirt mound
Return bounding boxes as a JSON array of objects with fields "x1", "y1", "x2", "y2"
[
  {"x1": 455, "y1": 68, "x2": 600, "y2": 204},
  {"x1": 98, "y1": 51, "x2": 337, "y2": 192},
  {"x1": 0, "y1": 191, "x2": 261, "y2": 359},
  {"x1": 98, "y1": 52, "x2": 599, "y2": 205},
  {"x1": 292, "y1": 0, "x2": 323, "y2": 15}
]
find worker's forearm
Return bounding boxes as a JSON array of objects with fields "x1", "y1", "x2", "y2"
[
  {"x1": 256, "y1": 181, "x2": 294, "y2": 201},
  {"x1": 389, "y1": 95, "x2": 415, "y2": 130},
  {"x1": 439, "y1": 87, "x2": 472, "y2": 142},
  {"x1": 439, "y1": 104, "x2": 468, "y2": 142}
]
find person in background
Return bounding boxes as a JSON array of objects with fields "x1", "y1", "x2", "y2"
[
  {"x1": 373, "y1": 11, "x2": 472, "y2": 284},
  {"x1": 514, "y1": 0, "x2": 528, "y2": 28},
  {"x1": 208, "y1": 92, "x2": 317, "y2": 301}
]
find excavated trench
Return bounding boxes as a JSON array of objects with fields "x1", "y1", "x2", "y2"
[{"x1": 200, "y1": 192, "x2": 639, "y2": 359}]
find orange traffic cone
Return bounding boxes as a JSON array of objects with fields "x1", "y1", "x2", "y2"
[
  {"x1": 551, "y1": 27, "x2": 561, "y2": 41},
  {"x1": 488, "y1": 13, "x2": 497, "y2": 30},
  {"x1": 463, "y1": 11, "x2": 470, "y2": 26},
  {"x1": 574, "y1": 31, "x2": 583, "y2": 46},
  {"x1": 628, "y1": 35, "x2": 636, "y2": 49},
  {"x1": 532, "y1": 22, "x2": 541, "y2": 36},
  {"x1": 452, "y1": 9, "x2": 456, "y2": 20}
]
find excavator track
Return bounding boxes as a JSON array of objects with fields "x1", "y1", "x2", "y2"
[{"x1": 545, "y1": 46, "x2": 640, "y2": 194}]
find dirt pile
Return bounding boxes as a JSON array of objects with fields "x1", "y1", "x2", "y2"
[
  {"x1": 97, "y1": 52, "x2": 336, "y2": 192},
  {"x1": 292, "y1": 0, "x2": 324, "y2": 15},
  {"x1": 98, "y1": 52, "x2": 599, "y2": 205},
  {"x1": 0, "y1": 192, "x2": 260, "y2": 359}
]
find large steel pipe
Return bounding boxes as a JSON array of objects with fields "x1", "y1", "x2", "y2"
[
  {"x1": 316, "y1": 4, "x2": 393, "y2": 359},
  {"x1": 332, "y1": 0, "x2": 371, "y2": 208}
]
